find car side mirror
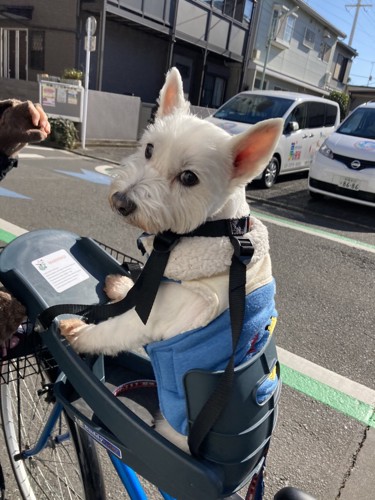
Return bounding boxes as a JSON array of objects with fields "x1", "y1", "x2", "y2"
[{"x1": 285, "y1": 121, "x2": 299, "y2": 134}]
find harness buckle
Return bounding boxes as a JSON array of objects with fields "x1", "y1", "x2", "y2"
[
  {"x1": 230, "y1": 236, "x2": 254, "y2": 265},
  {"x1": 153, "y1": 231, "x2": 181, "y2": 253}
]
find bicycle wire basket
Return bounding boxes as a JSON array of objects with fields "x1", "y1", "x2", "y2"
[{"x1": 0, "y1": 240, "x2": 143, "y2": 385}]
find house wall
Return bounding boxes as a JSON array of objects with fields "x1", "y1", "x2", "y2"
[
  {"x1": 250, "y1": 0, "x2": 339, "y2": 94},
  {"x1": 1, "y1": 0, "x2": 78, "y2": 81}
]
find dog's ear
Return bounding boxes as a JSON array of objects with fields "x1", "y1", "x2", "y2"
[
  {"x1": 156, "y1": 67, "x2": 190, "y2": 118},
  {"x1": 229, "y1": 118, "x2": 283, "y2": 181}
]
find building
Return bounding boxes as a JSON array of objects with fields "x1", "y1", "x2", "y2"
[
  {"x1": 0, "y1": 0, "x2": 256, "y2": 107},
  {"x1": 0, "y1": 1, "x2": 356, "y2": 108},
  {"x1": 245, "y1": 0, "x2": 356, "y2": 96}
]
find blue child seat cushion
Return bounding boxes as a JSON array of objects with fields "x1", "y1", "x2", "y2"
[{"x1": 145, "y1": 279, "x2": 278, "y2": 435}]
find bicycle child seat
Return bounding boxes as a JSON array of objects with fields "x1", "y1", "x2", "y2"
[{"x1": 0, "y1": 229, "x2": 281, "y2": 500}]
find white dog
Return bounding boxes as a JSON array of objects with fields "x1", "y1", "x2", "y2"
[{"x1": 59, "y1": 68, "x2": 283, "y2": 447}]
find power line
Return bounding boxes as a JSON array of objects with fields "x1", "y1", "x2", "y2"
[{"x1": 345, "y1": 0, "x2": 373, "y2": 45}]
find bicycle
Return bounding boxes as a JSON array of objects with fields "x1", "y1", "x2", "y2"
[{"x1": 0, "y1": 228, "x2": 312, "y2": 500}]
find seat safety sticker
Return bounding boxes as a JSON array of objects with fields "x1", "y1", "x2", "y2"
[{"x1": 31, "y1": 249, "x2": 89, "y2": 293}]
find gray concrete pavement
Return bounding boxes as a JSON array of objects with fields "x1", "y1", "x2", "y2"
[{"x1": 73, "y1": 143, "x2": 138, "y2": 164}]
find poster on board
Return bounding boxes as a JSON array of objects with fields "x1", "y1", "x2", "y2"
[{"x1": 39, "y1": 81, "x2": 84, "y2": 122}]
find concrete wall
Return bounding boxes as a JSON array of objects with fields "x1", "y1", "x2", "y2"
[
  {"x1": 0, "y1": 78, "x2": 213, "y2": 143},
  {"x1": 84, "y1": 89, "x2": 141, "y2": 142}
]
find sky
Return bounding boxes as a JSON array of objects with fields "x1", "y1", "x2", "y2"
[{"x1": 303, "y1": 0, "x2": 375, "y2": 87}]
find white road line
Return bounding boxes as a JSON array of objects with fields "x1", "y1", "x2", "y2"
[
  {"x1": 25, "y1": 145, "x2": 71, "y2": 153},
  {"x1": 277, "y1": 346, "x2": 375, "y2": 406},
  {"x1": 0, "y1": 218, "x2": 28, "y2": 237},
  {"x1": 18, "y1": 153, "x2": 45, "y2": 159},
  {"x1": 252, "y1": 210, "x2": 375, "y2": 254}
]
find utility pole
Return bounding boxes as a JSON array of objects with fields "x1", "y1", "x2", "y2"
[
  {"x1": 346, "y1": 0, "x2": 372, "y2": 46},
  {"x1": 260, "y1": 6, "x2": 299, "y2": 89}
]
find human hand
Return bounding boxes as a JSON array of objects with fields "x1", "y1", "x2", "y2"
[
  {"x1": 0, "y1": 290, "x2": 26, "y2": 344},
  {"x1": 0, "y1": 99, "x2": 51, "y2": 157}
]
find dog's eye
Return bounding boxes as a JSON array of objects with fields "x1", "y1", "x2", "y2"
[
  {"x1": 178, "y1": 170, "x2": 199, "y2": 187},
  {"x1": 145, "y1": 143, "x2": 154, "y2": 159}
]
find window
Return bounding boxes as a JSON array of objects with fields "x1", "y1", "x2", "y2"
[
  {"x1": 286, "y1": 103, "x2": 308, "y2": 129},
  {"x1": 243, "y1": 0, "x2": 253, "y2": 22},
  {"x1": 286, "y1": 102, "x2": 338, "y2": 130},
  {"x1": 212, "y1": 0, "x2": 253, "y2": 23},
  {"x1": 307, "y1": 102, "x2": 326, "y2": 128},
  {"x1": 325, "y1": 103, "x2": 338, "y2": 126},
  {"x1": 30, "y1": 31, "x2": 45, "y2": 71},
  {"x1": 254, "y1": 78, "x2": 267, "y2": 90},
  {"x1": 1, "y1": 29, "x2": 27, "y2": 79},
  {"x1": 213, "y1": 94, "x2": 294, "y2": 124},
  {"x1": 271, "y1": 6, "x2": 297, "y2": 47},
  {"x1": 201, "y1": 74, "x2": 226, "y2": 108},
  {"x1": 303, "y1": 28, "x2": 315, "y2": 49},
  {"x1": 338, "y1": 108, "x2": 375, "y2": 139},
  {"x1": 333, "y1": 53, "x2": 349, "y2": 82},
  {"x1": 318, "y1": 42, "x2": 331, "y2": 62},
  {"x1": 224, "y1": 0, "x2": 235, "y2": 17}
]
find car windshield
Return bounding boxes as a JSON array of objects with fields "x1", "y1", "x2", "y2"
[
  {"x1": 337, "y1": 107, "x2": 375, "y2": 140},
  {"x1": 213, "y1": 94, "x2": 294, "y2": 124}
]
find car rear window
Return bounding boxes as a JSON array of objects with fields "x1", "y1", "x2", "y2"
[{"x1": 213, "y1": 94, "x2": 294, "y2": 124}]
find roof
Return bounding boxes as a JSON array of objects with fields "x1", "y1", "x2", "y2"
[{"x1": 294, "y1": 0, "x2": 347, "y2": 39}]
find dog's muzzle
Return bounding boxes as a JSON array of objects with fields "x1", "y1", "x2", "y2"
[{"x1": 111, "y1": 192, "x2": 137, "y2": 216}]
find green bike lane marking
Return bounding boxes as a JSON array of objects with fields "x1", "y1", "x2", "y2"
[
  {"x1": 278, "y1": 346, "x2": 375, "y2": 428},
  {"x1": 0, "y1": 218, "x2": 27, "y2": 243},
  {"x1": 281, "y1": 364, "x2": 375, "y2": 428},
  {"x1": 0, "y1": 228, "x2": 17, "y2": 243},
  {"x1": 252, "y1": 210, "x2": 375, "y2": 254},
  {"x1": 1, "y1": 218, "x2": 375, "y2": 427}
]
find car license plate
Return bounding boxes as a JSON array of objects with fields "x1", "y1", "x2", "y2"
[{"x1": 338, "y1": 176, "x2": 360, "y2": 191}]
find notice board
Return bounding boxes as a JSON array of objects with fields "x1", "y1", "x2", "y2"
[{"x1": 39, "y1": 81, "x2": 84, "y2": 122}]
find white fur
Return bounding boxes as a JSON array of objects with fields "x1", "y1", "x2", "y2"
[{"x1": 59, "y1": 67, "x2": 283, "y2": 447}]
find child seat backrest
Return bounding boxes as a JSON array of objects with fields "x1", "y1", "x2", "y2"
[{"x1": 185, "y1": 336, "x2": 280, "y2": 492}]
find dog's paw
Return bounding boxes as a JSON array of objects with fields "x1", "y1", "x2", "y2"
[
  {"x1": 59, "y1": 318, "x2": 87, "y2": 345},
  {"x1": 104, "y1": 274, "x2": 133, "y2": 301}
]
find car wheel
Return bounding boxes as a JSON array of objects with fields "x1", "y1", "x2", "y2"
[{"x1": 261, "y1": 156, "x2": 279, "y2": 188}]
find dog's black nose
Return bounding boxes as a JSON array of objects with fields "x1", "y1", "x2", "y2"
[{"x1": 111, "y1": 192, "x2": 137, "y2": 216}]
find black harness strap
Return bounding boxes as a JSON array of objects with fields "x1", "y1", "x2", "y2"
[
  {"x1": 37, "y1": 231, "x2": 180, "y2": 329},
  {"x1": 188, "y1": 234, "x2": 253, "y2": 456}
]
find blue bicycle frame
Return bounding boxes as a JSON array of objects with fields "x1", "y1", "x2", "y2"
[{"x1": 16, "y1": 398, "x2": 177, "y2": 500}]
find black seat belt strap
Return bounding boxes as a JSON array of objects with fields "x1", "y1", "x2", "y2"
[
  {"x1": 37, "y1": 231, "x2": 180, "y2": 329},
  {"x1": 188, "y1": 236, "x2": 254, "y2": 456}
]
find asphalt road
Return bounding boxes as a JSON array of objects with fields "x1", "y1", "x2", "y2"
[{"x1": 0, "y1": 145, "x2": 374, "y2": 499}]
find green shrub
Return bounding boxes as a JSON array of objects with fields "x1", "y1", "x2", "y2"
[
  {"x1": 47, "y1": 118, "x2": 78, "y2": 149},
  {"x1": 62, "y1": 68, "x2": 83, "y2": 82},
  {"x1": 327, "y1": 90, "x2": 350, "y2": 119}
]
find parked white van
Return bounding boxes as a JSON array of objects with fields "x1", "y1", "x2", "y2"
[{"x1": 206, "y1": 91, "x2": 340, "y2": 187}]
